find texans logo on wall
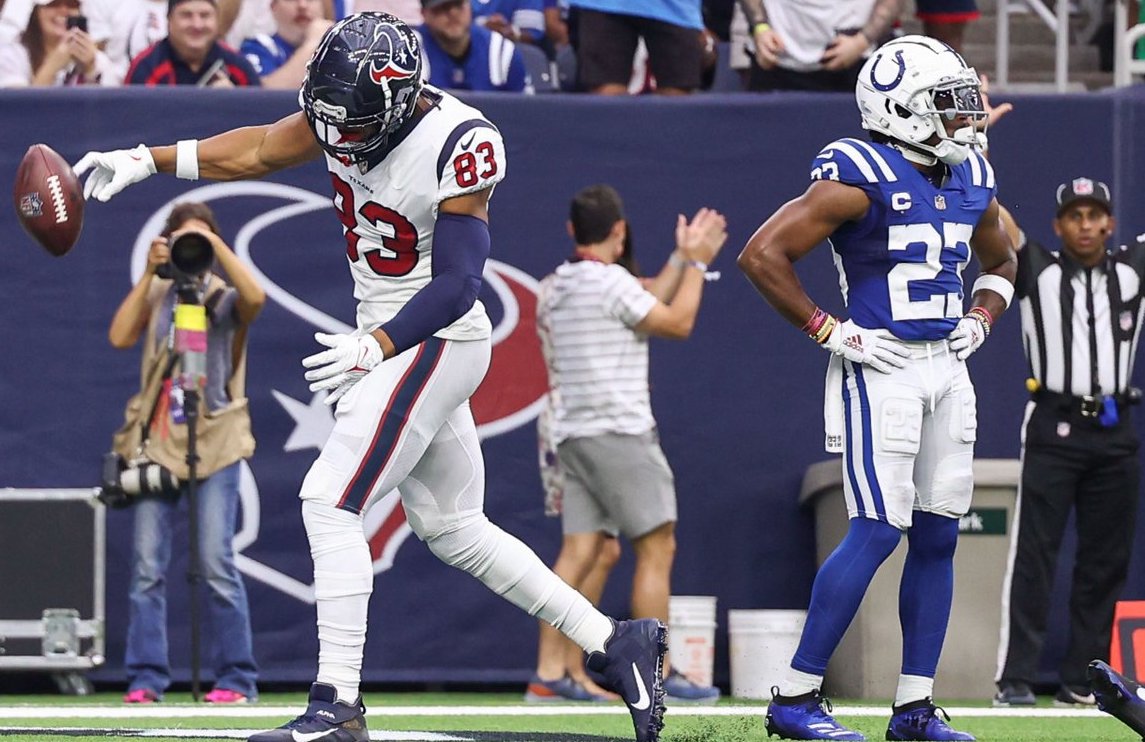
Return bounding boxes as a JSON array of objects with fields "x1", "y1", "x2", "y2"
[{"x1": 131, "y1": 182, "x2": 548, "y2": 603}]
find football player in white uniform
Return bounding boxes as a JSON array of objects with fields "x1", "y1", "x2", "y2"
[
  {"x1": 737, "y1": 36, "x2": 1017, "y2": 741},
  {"x1": 75, "y1": 13, "x2": 667, "y2": 742}
]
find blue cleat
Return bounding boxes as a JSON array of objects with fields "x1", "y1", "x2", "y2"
[
  {"x1": 1088, "y1": 659, "x2": 1145, "y2": 738},
  {"x1": 587, "y1": 618, "x2": 668, "y2": 742},
  {"x1": 247, "y1": 682, "x2": 368, "y2": 742},
  {"x1": 765, "y1": 687, "x2": 865, "y2": 740},
  {"x1": 885, "y1": 698, "x2": 974, "y2": 741},
  {"x1": 663, "y1": 668, "x2": 721, "y2": 705}
]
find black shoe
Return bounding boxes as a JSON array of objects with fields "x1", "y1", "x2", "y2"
[
  {"x1": 993, "y1": 680, "x2": 1036, "y2": 707},
  {"x1": 1089, "y1": 660, "x2": 1145, "y2": 736},
  {"x1": 586, "y1": 618, "x2": 667, "y2": 742},
  {"x1": 1053, "y1": 683, "x2": 1096, "y2": 706},
  {"x1": 247, "y1": 682, "x2": 368, "y2": 742}
]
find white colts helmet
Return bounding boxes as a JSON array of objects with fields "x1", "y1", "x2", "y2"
[{"x1": 855, "y1": 35, "x2": 986, "y2": 166}]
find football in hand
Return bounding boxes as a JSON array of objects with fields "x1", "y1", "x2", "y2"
[{"x1": 13, "y1": 144, "x2": 84, "y2": 257}]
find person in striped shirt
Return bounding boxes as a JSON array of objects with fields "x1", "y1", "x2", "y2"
[{"x1": 529, "y1": 184, "x2": 726, "y2": 705}]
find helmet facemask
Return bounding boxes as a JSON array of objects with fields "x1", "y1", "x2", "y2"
[
  {"x1": 913, "y1": 71, "x2": 987, "y2": 165},
  {"x1": 303, "y1": 81, "x2": 420, "y2": 163}
]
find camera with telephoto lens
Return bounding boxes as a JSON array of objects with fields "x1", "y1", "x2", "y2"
[
  {"x1": 156, "y1": 231, "x2": 214, "y2": 291},
  {"x1": 96, "y1": 452, "x2": 180, "y2": 508}
]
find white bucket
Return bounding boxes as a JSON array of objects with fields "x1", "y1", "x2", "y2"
[
  {"x1": 667, "y1": 595, "x2": 717, "y2": 688},
  {"x1": 728, "y1": 609, "x2": 806, "y2": 700}
]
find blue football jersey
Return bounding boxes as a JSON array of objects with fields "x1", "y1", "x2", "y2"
[
  {"x1": 809, "y1": 138, "x2": 998, "y2": 341},
  {"x1": 417, "y1": 24, "x2": 529, "y2": 92}
]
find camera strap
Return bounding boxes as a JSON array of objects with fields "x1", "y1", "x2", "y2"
[{"x1": 139, "y1": 351, "x2": 180, "y2": 445}]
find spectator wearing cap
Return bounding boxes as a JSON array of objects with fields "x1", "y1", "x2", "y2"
[
  {"x1": 83, "y1": 0, "x2": 243, "y2": 85},
  {"x1": 240, "y1": 0, "x2": 330, "y2": 89},
  {"x1": 0, "y1": 0, "x2": 116, "y2": 86},
  {"x1": 416, "y1": 0, "x2": 531, "y2": 92},
  {"x1": 125, "y1": 0, "x2": 259, "y2": 86},
  {"x1": 994, "y1": 178, "x2": 1145, "y2": 708}
]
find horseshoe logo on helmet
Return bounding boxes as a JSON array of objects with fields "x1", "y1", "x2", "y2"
[{"x1": 870, "y1": 50, "x2": 907, "y2": 92}]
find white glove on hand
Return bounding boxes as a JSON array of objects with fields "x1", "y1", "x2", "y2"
[
  {"x1": 74, "y1": 144, "x2": 157, "y2": 202},
  {"x1": 822, "y1": 319, "x2": 909, "y2": 374},
  {"x1": 302, "y1": 332, "x2": 385, "y2": 405},
  {"x1": 949, "y1": 313, "x2": 989, "y2": 361}
]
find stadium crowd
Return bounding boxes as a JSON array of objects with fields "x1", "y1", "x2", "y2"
[{"x1": 0, "y1": 0, "x2": 1002, "y2": 92}]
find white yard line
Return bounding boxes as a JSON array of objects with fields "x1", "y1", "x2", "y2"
[
  {"x1": 0, "y1": 705, "x2": 1107, "y2": 719},
  {"x1": 0, "y1": 730, "x2": 464, "y2": 741}
]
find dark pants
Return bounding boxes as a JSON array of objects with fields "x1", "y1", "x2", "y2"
[{"x1": 999, "y1": 401, "x2": 1140, "y2": 688}]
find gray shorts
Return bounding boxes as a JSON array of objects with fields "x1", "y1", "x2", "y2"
[{"x1": 556, "y1": 431, "x2": 677, "y2": 539}]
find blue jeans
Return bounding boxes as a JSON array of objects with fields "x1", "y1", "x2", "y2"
[{"x1": 125, "y1": 461, "x2": 258, "y2": 697}]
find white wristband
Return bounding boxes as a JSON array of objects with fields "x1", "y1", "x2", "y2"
[
  {"x1": 175, "y1": 139, "x2": 199, "y2": 180},
  {"x1": 972, "y1": 273, "x2": 1014, "y2": 309}
]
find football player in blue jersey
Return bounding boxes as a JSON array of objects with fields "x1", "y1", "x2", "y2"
[{"x1": 737, "y1": 35, "x2": 1017, "y2": 742}]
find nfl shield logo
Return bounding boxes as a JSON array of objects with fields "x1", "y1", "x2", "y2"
[
  {"x1": 1122, "y1": 311, "x2": 1134, "y2": 331},
  {"x1": 1057, "y1": 422, "x2": 1071, "y2": 438},
  {"x1": 1072, "y1": 177, "x2": 1094, "y2": 195},
  {"x1": 19, "y1": 192, "x2": 42, "y2": 218},
  {"x1": 934, "y1": 195, "x2": 946, "y2": 210}
]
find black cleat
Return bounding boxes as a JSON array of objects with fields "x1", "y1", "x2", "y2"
[
  {"x1": 247, "y1": 682, "x2": 368, "y2": 742},
  {"x1": 587, "y1": 619, "x2": 668, "y2": 742},
  {"x1": 1089, "y1": 660, "x2": 1145, "y2": 739},
  {"x1": 993, "y1": 680, "x2": 1036, "y2": 707}
]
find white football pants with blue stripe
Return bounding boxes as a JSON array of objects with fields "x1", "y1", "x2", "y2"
[
  {"x1": 297, "y1": 336, "x2": 612, "y2": 700},
  {"x1": 836, "y1": 340, "x2": 977, "y2": 529}
]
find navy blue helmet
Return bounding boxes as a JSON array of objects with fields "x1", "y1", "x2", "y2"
[{"x1": 301, "y1": 13, "x2": 424, "y2": 165}]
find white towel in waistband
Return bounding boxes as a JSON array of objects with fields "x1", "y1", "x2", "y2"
[{"x1": 824, "y1": 354, "x2": 845, "y2": 453}]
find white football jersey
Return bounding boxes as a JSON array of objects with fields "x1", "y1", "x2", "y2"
[{"x1": 321, "y1": 86, "x2": 503, "y2": 341}]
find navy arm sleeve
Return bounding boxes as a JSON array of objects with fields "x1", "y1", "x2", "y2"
[{"x1": 380, "y1": 213, "x2": 491, "y2": 355}]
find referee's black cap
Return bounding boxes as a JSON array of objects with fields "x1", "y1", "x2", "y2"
[{"x1": 1056, "y1": 177, "x2": 1112, "y2": 216}]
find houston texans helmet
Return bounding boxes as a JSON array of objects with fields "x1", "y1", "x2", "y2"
[
  {"x1": 855, "y1": 35, "x2": 986, "y2": 166},
  {"x1": 301, "y1": 12, "x2": 424, "y2": 166}
]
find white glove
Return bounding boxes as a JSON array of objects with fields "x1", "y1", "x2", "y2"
[
  {"x1": 322, "y1": 378, "x2": 359, "y2": 407},
  {"x1": 302, "y1": 332, "x2": 385, "y2": 405},
  {"x1": 822, "y1": 319, "x2": 909, "y2": 374},
  {"x1": 74, "y1": 144, "x2": 157, "y2": 202},
  {"x1": 948, "y1": 313, "x2": 990, "y2": 361}
]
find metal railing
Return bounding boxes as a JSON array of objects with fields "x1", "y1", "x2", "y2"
[
  {"x1": 996, "y1": 0, "x2": 1074, "y2": 91},
  {"x1": 1114, "y1": 0, "x2": 1145, "y2": 86}
]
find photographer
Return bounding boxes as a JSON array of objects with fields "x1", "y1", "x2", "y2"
[{"x1": 107, "y1": 201, "x2": 264, "y2": 704}]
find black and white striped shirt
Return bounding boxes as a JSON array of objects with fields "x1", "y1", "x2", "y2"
[{"x1": 1017, "y1": 236, "x2": 1145, "y2": 397}]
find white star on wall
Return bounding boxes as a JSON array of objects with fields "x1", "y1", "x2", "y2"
[{"x1": 271, "y1": 389, "x2": 335, "y2": 452}]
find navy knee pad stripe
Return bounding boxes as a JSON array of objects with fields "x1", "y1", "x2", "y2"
[
  {"x1": 338, "y1": 337, "x2": 446, "y2": 514},
  {"x1": 842, "y1": 363, "x2": 886, "y2": 519},
  {"x1": 908, "y1": 511, "x2": 960, "y2": 556}
]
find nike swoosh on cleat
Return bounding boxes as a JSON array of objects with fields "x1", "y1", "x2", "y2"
[
  {"x1": 629, "y1": 662, "x2": 650, "y2": 711},
  {"x1": 1137, "y1": 688, "x2": 1145, "y2": 702},
  {"x1": 292, "y1": 730, "x2": 337, "y2": 742}
]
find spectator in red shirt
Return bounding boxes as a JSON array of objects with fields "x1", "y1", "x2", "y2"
[{"x1": 126, "y1": 0, "x2": 259, "y2": 86}]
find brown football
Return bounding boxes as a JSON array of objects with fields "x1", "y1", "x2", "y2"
[{"x1": 13, "y1": 144, "x2": 84, "y2": 257}]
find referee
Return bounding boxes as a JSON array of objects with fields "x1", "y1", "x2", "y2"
[{"x1": 995, "y1": 178, "x2": 1145, "y2": 707}]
